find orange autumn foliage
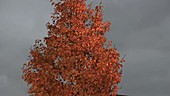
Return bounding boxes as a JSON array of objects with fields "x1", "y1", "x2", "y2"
[{"x1": 22, "y1": 0, "x2": 125, "y2": 96}]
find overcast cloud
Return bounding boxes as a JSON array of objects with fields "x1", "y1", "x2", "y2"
[{"x1": 0, "y1": 0, "x2": 170, "y2": 96}]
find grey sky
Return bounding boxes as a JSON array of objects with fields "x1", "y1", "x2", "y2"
[{"x1": 0, "y1": 0, "x2": 170, "y2": 96}]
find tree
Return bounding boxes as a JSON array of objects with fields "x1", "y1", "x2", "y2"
[{"x1": 22, "y1": 0, "x2": 125, "y2": 96}]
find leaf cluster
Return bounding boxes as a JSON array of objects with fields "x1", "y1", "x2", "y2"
[{"x1": 22, "y1": 0, "x2": 125, "y2": 96}]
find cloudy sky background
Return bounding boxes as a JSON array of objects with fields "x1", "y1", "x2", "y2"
[{"x1": 0, "y1": 0, "x2": 170, "y2": 96}]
